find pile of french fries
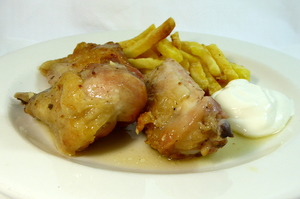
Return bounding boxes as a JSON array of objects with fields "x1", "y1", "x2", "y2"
[{"x1": 119, "y1": 17, "x2": 250, "y2": 95}]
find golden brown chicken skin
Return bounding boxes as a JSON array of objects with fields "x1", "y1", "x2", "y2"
[
  {"x1": 15, "y1": 62, "x2": 147, "y2": 155},
  {"x1": 136, "y1": 59, "x2": 233, "y2": 159},
  {"x1": 39, "y1": 42, "x2": 143, "y2": 85}
]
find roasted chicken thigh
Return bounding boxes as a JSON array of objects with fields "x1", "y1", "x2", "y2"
[
  {"x1": 15, "y1": 62, "x2": 147, "y2": 155},
  {"x1": 39, "y1": 42, "x2": 143, "y2": 85},
  {"x1": 136, "y1": 59, "x2": 233, "y2": 159}
]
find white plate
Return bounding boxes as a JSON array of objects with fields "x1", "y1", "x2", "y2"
[{"x1": 1, "y1": 31, "x2": 300, "y2": 199}]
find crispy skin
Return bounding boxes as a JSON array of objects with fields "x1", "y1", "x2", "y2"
[
  {"x1": 136, "y1": 59, "x2": 233, "y2": 159},
  {"x1": 15, "y1": 62, "x2": 147, "y2": 155},
  {"x1": 39, "y1": 42, "x2": 143, "y2": 85}
]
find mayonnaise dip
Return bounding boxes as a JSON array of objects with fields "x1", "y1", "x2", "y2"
[{"x1": 212, "y1": 79, "x2": 294, "y2": 138}]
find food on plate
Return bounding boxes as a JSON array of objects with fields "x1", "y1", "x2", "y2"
[
  {"x1": 181, "y1": 41, "x2": 221, "y2": 77},
  {"x1": 136, "y1": 59, "x2": 233, "y2": 159},
  {"x1": 120, "y1": 17, "x2": 251, "y2": 95},
  {"x1": 12, "y1": 17, "x2": 296, "y2": 164},
  {"x1": 14, "y1": 18, "x2": 238, "y2": 158},
  {"x1": 206, "y1": 44, "x2": 239, "y2": 82},
  {"x1": 39, "y1": 42, "x2": 143, "y2": 85},
  {"x1": 15, "y1": 56, "x2": 147, "y2": 155},
  {"x1": 119, "y1": 17, "x2": 176, "y2": 59},
  {"x1": 212, "y1": 79, "x2": 294, "y2": 138}
]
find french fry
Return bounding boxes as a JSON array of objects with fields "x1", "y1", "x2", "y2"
[
  {"x1": 231, "y1": 63, "x2": 251, "y2": 81},
  {"x1": 119, "y1": 18, "x2": 251, "y2": 96},
  {"x1": 170, "y1": 31, "x2": 181, "y2": 49},
  {"x1": 189, "y1": 62, "x2": 209, "y2": 90},
  {"x1": 119, "y1": 24, "x2": 156, "y2": 49},
  {"x1": 206, "y1": 44, "x2": 239, "y2": 81},
  {"x1": 202, "y1": 64, "x2": 222, "y2": 95},
  {"x1": 181, "y1": 41, "x2": 221, "y2": 76},
  {"x1": 128, "y1": 58, "x2": 163, "y2": 70},
  {"x1": 138, "y1": 68, "x2": 154, "y2": 74},
  {"x1": 156, "y1": 38, "x2": 183, "y2": 62},
  {"x1": 180, "y1": 41, "x2": 193, "y2": 54},
  {"x1": 138, "y1": 47, "x2": 161, "y2": 59},
  {"x1": 179, "y1": 59, "x2": 190, "y2": 71},
  {"x1": 180, "y1": 50, "x2": 199, "y2": 63},
  {"x1": 122, "y1": 17, "x2": 175, "y2": 58}
]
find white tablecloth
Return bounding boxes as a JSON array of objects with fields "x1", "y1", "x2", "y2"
[{"x1": 0, "y1": 0, "x2": 299, "y2": 60}]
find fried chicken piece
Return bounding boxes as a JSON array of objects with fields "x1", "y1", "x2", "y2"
[
  {"x1": 15, "y1": 62, "x2": 147, "y2": 155},
  {"x1": 136, "y1": 59, "x2": 233, "y2": 159},
  {"x1": 39, "y1": 42, "x2": 143, "y2": 85}
]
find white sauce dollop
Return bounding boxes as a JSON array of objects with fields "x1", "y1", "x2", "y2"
[{"x1": 212, "y1": 79, "x2": 294, "y2": 138}]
